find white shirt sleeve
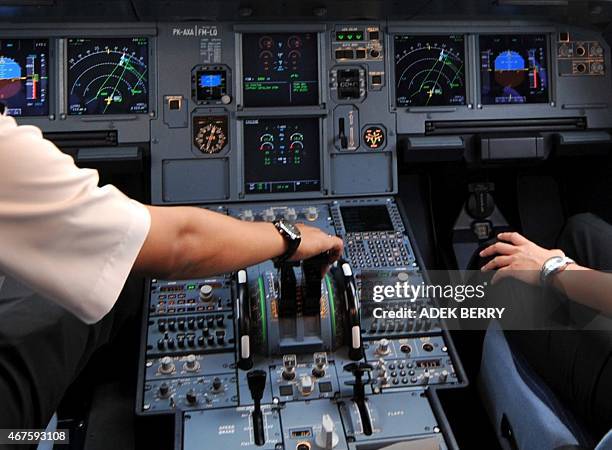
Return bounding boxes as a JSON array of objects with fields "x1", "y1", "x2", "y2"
[{"x1": 0, "y1": 115, "x2": 151, "y2": 324}]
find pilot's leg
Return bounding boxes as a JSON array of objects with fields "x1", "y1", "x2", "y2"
[
  {"x1": 557, "y1": 212, "x2": 612, "y2": 270},
  {"x1": 0, "y1": 277, "x2": 141, "y2": 433},
  {"x1": 507, "y1": 213, "x2": 612, "y2": 440}
]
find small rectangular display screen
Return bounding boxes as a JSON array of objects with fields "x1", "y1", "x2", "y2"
[
  {"x1": 195, "y1": 69, "x2": 227, "y2": 102},
  {"x1": 67, "y1": 37, "x2": 149, "y2": 115},
  {"x1": 341, "y1": 205, "x2": 394, "y2": 233},
  {"x1": 0, "y1": 39, "x2": 49, "y2": 116},
  {"x1": 243, "y1": 117, "x2": 320, "y2": 194},
  {"x1": 242, "y1": 32, "x2": 319, "y2": 107},
  {"x1": 479, "y1": 34, "x2": 549, "y2": 105}
]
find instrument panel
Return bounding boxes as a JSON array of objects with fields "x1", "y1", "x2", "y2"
[{"x1": 1, "y1": 22, "x2": 610, "y2": 205}]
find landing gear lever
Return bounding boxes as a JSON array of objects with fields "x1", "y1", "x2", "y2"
[{"x1": 247, "y1": 369, "x2": 267, "y2": 446}]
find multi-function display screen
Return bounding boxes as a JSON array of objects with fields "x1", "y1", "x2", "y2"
[
  {"x1": 242, "y1": 33, "x2": 319, "y2": 107},
  {"x1": 0, "y1": 39, "x2": 49, "y2": 116},
  {"x1": 394, "y1": 35, "x2": 466, "y2": 107},
  {"x1": 479, "y1": 34, "x2": 549, "y2": 105},
  {"x1": 67, "y1": 37, "x2": 149, "y2": 115},
  {"x1": 243, "y1": 117, "x2": 321, "y2": 194},
  {"x1": 341, "y1": 205, "x2": 394, "y2": 233}
]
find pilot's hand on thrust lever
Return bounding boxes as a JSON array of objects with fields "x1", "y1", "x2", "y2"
[
  {"x1": 479, "y1": 231, "x2": 565, "y2": 286},
  {"x1": 288, "y1": 224, "x2": 344, "y2": 265}
]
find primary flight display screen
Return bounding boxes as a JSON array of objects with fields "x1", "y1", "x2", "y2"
[
  {"x1": 341, "y1": 205, "x2": 394, "y2": 233},
  {"x1": 242, "y1": 33, "x2": 319, "y2": 107},
  {"x1": 0, "y1": 39, "x2": 49, "y2": 116},
  {"x1": 244, "y1": 117, "x2": 320, "y2": 194},
  {"x1": 67, "y1": 37, "x2": 149, "y2": 115},
  {"x1": 479, "y1": 34, "x2": 549, "y2": 104},
  {"x1": 394, "y1": 35, "x2": 466, "y2": 107}
]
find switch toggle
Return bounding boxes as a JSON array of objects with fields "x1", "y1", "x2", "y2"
[{"x1": 315, "y1": 414, "x2": 339, "y2": 449}]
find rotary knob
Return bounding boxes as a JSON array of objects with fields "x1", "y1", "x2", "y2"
[
  {"x1": 284, "y1": 208, "x2": 298, "y2": 221},
  {"x1": 298, "y1": 375, "x2": 314, "y2": 396},
  {"x1": 261, "y1": 208, "x2": 276, "y2": 222},
  {"x1": 158, "y1": 382, "x2": 170, "y2": 398},
  {"x1": 376, "y1": 338, "x2": 391, "y2": 356},
  {"x1": 184, "y1": 354, "x2": 199, "y2": 372},
  {"x1": 241, "y1": 209, "x2": 255, "y2": 222},
  {"x1": 199, "y1": 284, "x2": 214, "y2": 301},
  {"x1": 305, "y1": 206, "x2": 318, "y2": 222},
  {"x1": 186, "y1": 389, "x2": 198, "y2": 405},
  {"x1": 160, "y1": 356, "x2": 175, "y2": 375},
  {"x1": 211, "y1": 377, "x2": 223, "y2": 392}
]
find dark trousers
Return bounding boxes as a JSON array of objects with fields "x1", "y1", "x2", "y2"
[
  {"x1": 0, "y1": 276, "x2": 142, "y2": 434},
  {"x1": 505, "y1": 213, "x2": 612, "y2": 440}
]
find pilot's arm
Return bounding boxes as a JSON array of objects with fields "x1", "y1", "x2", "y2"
[
  {"x1": 480, "y1": 232, "x2": 612, "y2": 316},
  {"x1": 0, "y1": 114, "x2": 342, "y2": 324}
]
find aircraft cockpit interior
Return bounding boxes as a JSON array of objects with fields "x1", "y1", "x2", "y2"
[{"x1": 1, "y1": 1, "x2": 612, "y2": 449}]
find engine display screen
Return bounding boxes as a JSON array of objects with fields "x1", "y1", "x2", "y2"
[
  {"x1": 394, "y1": 35, "x2": 466, "y2": 107},
  {"x1": 67, "y1": 37, "x2": 149, "y2": 115},
  {"x1": 243, "y1": 117, "x2": 320, "y2": 194},
  {"x1": 479, "y1": 34, "x2": 549, "y2": 105},
  {"x1": 242, "y1": 33, "x2": 319, "y2": 107},
  {"x1": 341, "y1": 205, "x2": 394, "y2": 233},
  {"x1": 0, "y1": 39, "x2": 49, "y2": 116}
]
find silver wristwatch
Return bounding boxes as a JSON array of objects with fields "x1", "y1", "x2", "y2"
[{"x1": 540, "y1": 256, "x2": 575, "y2": 286}]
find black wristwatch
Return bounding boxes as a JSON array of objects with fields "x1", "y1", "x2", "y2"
[{"x1": 273, "y1": 219, "x2": 301, "y2": 262}]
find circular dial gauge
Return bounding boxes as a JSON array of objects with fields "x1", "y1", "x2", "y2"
[
  {"x1": 193, "y1": 116, "x2": 229, "y2": 154},
  {"x1": 67, "y1": 38, "x2": 149, "y2": 115},
  {"x1": 394, "y1": 35, "x2": 466, "y2": 107}
]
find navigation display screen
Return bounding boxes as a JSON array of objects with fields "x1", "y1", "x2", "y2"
[
  {"x1": 67, "y1": 37, "x2": 149, "y2": 115},
  {"x1": 479, "y1": 34, "x2": 549, "y2": 105},
  {"x1": 0, "y1": 39, "x2": 49, "y2": 116},
  {"x1": 243, "y1": 117, "x2": 320, "y2": 194},
  {"x1": 242, "y1": 33, "x2": 319, "y2": 107},
  {"x1": 394, "y1": 35, "x2": 466, "y2": 107},
  {"x1": 341, "y1": 205, "x2": 394, "y2": 233}
]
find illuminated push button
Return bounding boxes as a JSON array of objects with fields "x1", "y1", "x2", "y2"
[
  {"x1": 199, "y1": 284, "x2": 214, "y2": 301},
  {"x1": 305, "y1": 206, "x2": 318, "y2": 222}
]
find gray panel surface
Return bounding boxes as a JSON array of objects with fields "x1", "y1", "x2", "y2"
[
  {"x1": 331, "y1": 152, "x2": 393, "y2": 194},
  {"x1": 162, "y1": 159, "x2": 229, "y2": 202}
]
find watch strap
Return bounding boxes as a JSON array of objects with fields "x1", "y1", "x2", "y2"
[
  {"x1": 273, "y1": 220, "x2": 301, "y2": 262},
  {"x1": 540, "y1": 256, "x2": 575, "y2": 286}
]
